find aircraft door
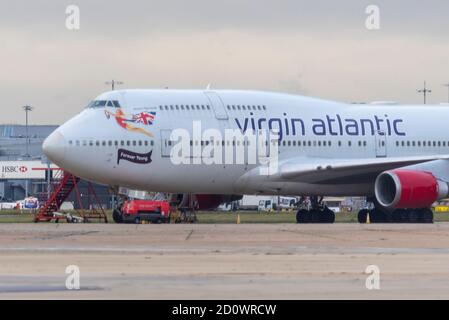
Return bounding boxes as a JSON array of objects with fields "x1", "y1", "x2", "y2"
[
  {"x1": 204, "y1": 91, "x2": 229, "y2": 120},
  {"x1": 257, "y1": 129, "x2": 270, "y2": 158},
  {"x1": 375, "y1": 130, "x2": 387, "y2": 158},
  {"x1": 160, "y1": 129, "x2": 172, "y2": 158}
]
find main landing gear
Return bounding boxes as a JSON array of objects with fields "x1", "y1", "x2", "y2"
[
  {"x1": 296, "y1": 196, "x2": 335, "y2": 224},
  {"x1": 358, "y1": 201, "x2": 433, "y2": 224}
]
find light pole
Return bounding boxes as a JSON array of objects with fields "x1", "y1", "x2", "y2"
[
  {"x1": 105, "y1": 80, "x2": 123, "y2": 91},
  {"x1": 443, "y1": 83, "x2": 449, "y2": 103},
  {"x1": 417, "y1": 81, "x2": 431, "y2": 104},
  {"x1": 22, "y1": 105, "x2": 33, "y2": 157},
  {"x1": 22, "y1": 105, "x2": 33, "y2": 198}
]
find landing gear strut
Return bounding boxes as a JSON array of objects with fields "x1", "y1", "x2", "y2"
[
  {"x1": 296, "y1": 196, "x2": 335, "y2": 224},
  {"x1": 358, "y1": 199, "x2": 433, "y2": 223}
]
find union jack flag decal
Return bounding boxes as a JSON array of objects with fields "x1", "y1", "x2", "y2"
[{"x1": 130, "y1": 112, "x2": 156, "y2": 125}]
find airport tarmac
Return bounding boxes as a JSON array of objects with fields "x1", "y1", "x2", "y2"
[{"x1": 1, "y1": 223, "x2": 449, "y2": 299}]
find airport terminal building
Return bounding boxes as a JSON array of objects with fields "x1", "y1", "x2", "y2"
[{"x1": 0, "y1": 124, "x2": 112, "y2": 208}]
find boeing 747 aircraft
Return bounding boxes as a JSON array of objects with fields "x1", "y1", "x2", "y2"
[{"x1": 43, "y1": 89, "x2": 449, "y2": 223}]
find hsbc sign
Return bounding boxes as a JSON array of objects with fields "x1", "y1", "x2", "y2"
[{"x1": 0, "y1": 161, "x2": 48, "y2": 179}]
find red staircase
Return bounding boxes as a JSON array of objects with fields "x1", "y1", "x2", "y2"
[{"x1": 34, "y1": 170, "x2": 108, "y2": 223}]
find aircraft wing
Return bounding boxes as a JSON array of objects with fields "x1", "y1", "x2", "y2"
[{"x1": 277, "y1": 155, "x2": 449, "y2": 184}]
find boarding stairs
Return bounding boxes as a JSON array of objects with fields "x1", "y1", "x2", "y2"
[{"x1": 34, "y1": 170, "x2": 108, "y2": 223}]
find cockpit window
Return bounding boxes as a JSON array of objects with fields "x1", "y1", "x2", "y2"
[
  {"x1": 87, "y1": 100, "x2": 107, "y2": 108},
  {"x1": 87, "y1": 100, "x2": 121, "y2": 108}
]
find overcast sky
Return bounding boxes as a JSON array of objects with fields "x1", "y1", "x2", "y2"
[{"x1": 1, "y1": 0, "x2": 449, "y2": 124}]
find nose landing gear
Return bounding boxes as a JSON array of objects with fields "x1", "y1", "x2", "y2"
[{"x1": 296, "y1": 196, "x2": 336, "y2": 224}]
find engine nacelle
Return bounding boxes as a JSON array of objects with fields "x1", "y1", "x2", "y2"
[{"x1": 375, "y1": 169, "x2": 449, "y2": 209}]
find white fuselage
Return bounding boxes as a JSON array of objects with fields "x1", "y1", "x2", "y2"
[{"x1": 43, "y1": 89, "x2": 449, "y2": 197}]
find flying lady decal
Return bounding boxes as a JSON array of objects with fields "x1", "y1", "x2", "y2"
[{"x1": 105, "y1": 109, "x2": 156, "y2": 137}]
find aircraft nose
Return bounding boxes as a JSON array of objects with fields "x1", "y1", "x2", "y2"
[{"x1": 43, "y1": 130, "x2": 66, "y2": 164}]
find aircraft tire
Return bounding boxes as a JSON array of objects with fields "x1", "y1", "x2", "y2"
[
  {"x1": 296, "y1": 209, "x2": 308, "y2": 223},
  {"x1": 421, "y1": 209, "x2": 434, "y2": 223},
  {"x1": 112, "y1": 209, "x2": 123, "y2": 224},
  {"x1": 408, "y1": 209, "x2": 420, "y2": 223},
  {"x1": 358, "y1": 209, "x2": 368, "y2": 224},
  {"x1": 370, "y1": 209, "x2": 387, "y2": 223},
  {"x1": 322, "y1": 208, "x2": 335, "y2": 223}
]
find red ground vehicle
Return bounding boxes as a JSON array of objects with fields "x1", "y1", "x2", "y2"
[{"x1": 113, "y1": 200, "x2": 170, "y2": 224}]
